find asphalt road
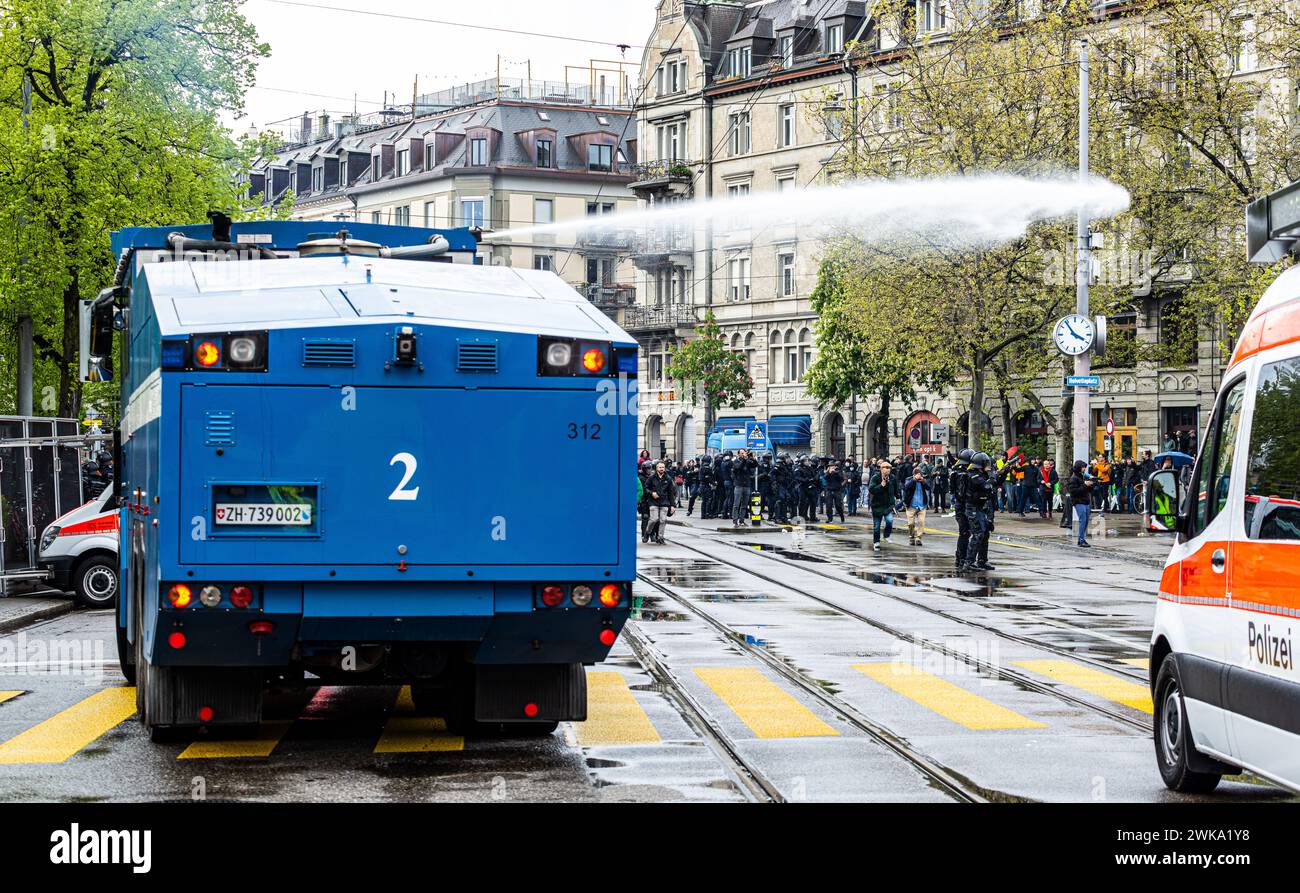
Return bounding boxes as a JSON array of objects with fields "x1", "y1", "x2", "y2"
[{"x1": 0, "y1": 518, "x2": 1291, "y2": 803}]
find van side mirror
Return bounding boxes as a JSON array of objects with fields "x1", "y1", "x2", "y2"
[
  {"x1": 1145, "y1": 469, "x2": 1182, "y2": 533},
  {"x1": 82, "y1": 287, "x2": 126, "y2": 382}
]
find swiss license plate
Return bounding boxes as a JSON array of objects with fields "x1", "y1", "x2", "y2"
[{"x1": 215, "y1": 503, "x2": 313, "y2": 526}]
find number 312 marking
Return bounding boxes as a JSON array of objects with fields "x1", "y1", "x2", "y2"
[{"x1": 568, "y1": 423, "x2": 601, "y2": 441}]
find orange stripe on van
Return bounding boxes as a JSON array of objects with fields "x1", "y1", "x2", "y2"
[
  {"x1": 1230, "y1": 297, "x2": 1300, "y2": 367},
  {"x1": 1230, "y1": 541, "x2": 1300, "y2": 615}
]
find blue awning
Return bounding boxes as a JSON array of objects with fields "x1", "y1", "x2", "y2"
[
  {"x1": 711, "y1": 415, "x2": 756, "y2": 434},
  {"x1": 769, "y1": 415, "x2": 812, "y2": 445}
]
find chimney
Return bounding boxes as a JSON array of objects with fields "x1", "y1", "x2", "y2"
[{"x1": 300, "y1": 112, "x2": 312, "y2": 143}]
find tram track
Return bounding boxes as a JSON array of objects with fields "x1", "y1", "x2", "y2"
[
  {"x1": 634, "y1": 572, "x2": 1019, "y2": 804},
  {"x1": 657, "y1": 533, "x2": 1154, "y2": 736},
  {"x1": 695, "y1": 528, "x2": 1152, "y2": 683},
  {"x1": 618, "y1": 622, "x2": 784, "y2": 803}
]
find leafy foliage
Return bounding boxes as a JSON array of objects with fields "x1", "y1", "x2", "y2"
[
  {"x1": 0, "y1": 0, "x2": 271, "y2": 418},
  {"x1": 667, "y1": 310, "x2": 753, "y2": 420}
]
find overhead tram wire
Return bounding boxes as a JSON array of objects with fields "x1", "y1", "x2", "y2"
[{"x1": 261, "y1": 0, "x2": 645, "y2": 49}]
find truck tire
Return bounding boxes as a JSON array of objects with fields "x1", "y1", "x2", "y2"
[
  {"x1": 116, "y1": 619, "x2": 136, "y2": 686},
  {"x1": 1154, "y1": 654, "x2": 1221, "y2": 794},
  {"x1": 73, "y1": 555, "x2": 118, "y2": 608}
]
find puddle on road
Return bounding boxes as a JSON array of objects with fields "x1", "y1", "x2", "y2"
[{"x1": 736, "y1": 542, "x2": 830, "y2": 563}]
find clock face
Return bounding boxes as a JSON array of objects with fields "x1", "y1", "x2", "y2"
[{"x1": 1054, "y1": 315, "x2": 1096, "y2": 356}]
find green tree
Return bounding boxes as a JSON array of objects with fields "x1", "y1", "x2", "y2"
[
  {"x1": 805, "y1": 252, "x2": 953, "y2": 443},
  {"x1": 0, "y1": 0, "x2": 270, "y2": 418},
  {"x1": 667, "y1": 310, "x2": 753, "y2": 434}
]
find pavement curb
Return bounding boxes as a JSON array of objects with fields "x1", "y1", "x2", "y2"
[{"x1": 0, "y1": 600, "x2": 75, "y2": 635}]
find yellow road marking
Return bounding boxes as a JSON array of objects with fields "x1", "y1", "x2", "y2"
[
  {"x1": 178, "y1": 721, "x2": 293, "y2": 759},
  {"x1": 375, "y1": 716, "x2": 464, "y2": 753},
  {"x1": 694, "y1": 667, "x2": 838, "y2": 739},
  {"x1": 374, "y1": 687, "x2": 464, "y2": 753},
  {"x1": 854, "y1": 663, "x2": 1045, "y2": 730},
  {"x1": 1120, "y1": 658, "x2": 1149, "y2": 669},
  {"x1": 574, "y1": 671, "x2": 661, "y2": 746},
  {"x1": 0, "y1": 687, "x2": 137, "y2": 764},
  {"x1": 1012, "y1": 660, "x2": 1153, "y2": 713},
  {"x1": 0, "y1": 691, "x2": 22, "y2": 705},
  {"x1": 818, "y1": 525, "x2": 847, "y2": 530}
]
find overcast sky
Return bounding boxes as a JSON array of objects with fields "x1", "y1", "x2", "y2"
[{"x1": 231, "y1": 0, "x2": 655, "y2": 134}]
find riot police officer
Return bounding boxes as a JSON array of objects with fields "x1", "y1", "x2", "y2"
[
  {"x1": 773, "y1": 454, "x2": 794, "y2": 524},
  {"x1": 698, "y1": 456, "x2": 717, "y2": 519},
  {"x1": 951, "y1": 449, "x2": 974, "y2": 570},
  {"x1": 794, "y1": 455, "x2": 819, "y2": 523},
  {"x1": 962, "y1": 452, "x2": 994, "y2": 572}
]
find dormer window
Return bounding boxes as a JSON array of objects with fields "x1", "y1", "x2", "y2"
[
  {"x1": 728, "y1": 46, "x2": 752, "y2": 78},
  {"x1": 781, "y1": 35, "x2": 794, "y2": 66},
  {"x1": 826, "y1": 24, "x2": 844, "y2": 54},
  {"x1": 588, "y1": 143, "x2": 613, "y2": 172},
  {"x1": 537, "y1": 138, "x2": 553, "y2": 168},
  {"x1": 312, "y1": 167, "x2": 324, "y2": 192},
  {"x1": 426, "y1": 142, "x2": 436, "y2": 169},
  {"x1": 469, "y1": 137, "x2": 488, "y2": 166},
  {"x1": 396, "y1": 148, "x2": 410, "y2": 176},
  {"x1": 371, "y1": 155, "x2": 380, "y2": 180}
]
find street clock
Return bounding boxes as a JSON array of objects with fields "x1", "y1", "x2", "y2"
[{"x1": 1053, "y1": 314, "x2": 1096, "y2": 356}]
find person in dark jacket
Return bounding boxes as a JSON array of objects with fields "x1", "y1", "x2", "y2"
[
  {"x1": 716, "y1": 452, "x2": 734, "y2": 519},
  {"x1": 867, "y1": 462, "x2": 901, "y2": 551},
  {"x1": 950, "y1": 450, "x2": 973, "y2": 568},
  {"x1": 845, "y1": 457, "x2": 862, "y2": 516},
  {"x1": 932, "y1": 460, "x2": 949, "y2": 513},
  {"x1": 1067, "y1": 460, "x2": 1095, "y2": 547},
  {"x1": 824, "y1": 462, "x2": 846, "y2": 523},
  {"x1": 645, "y1": 462, "x2": 677, "y2": 545},
  {"x1": 795, "y1": 455, "x2": 820, "y2": 523},
  {"x1": 961, "y1": 453, "x2": 995, "y2": 572},
  {"x1": 698, "y1": 456, "x2": 717, "y2": 519},
  {"x1": 902, "y1": 469, "x2": 932, "y2": 546},
  {"x1": 730, "y1": 449, "x2": 758, "y2": 527}
]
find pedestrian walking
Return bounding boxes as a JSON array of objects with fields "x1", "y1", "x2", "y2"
[
  {"x1": 645, "y1": 461, "x2": 677, "y2": 545},
  {"x1": 1068, "y1": 460, "x2": 1095, "y2": 548},
  {"x1": 903, "y1": 469, "x2": 931, "y2": 546},
  {"x1": 867, "y1": 461, "x2": 901, "y2": 551}
]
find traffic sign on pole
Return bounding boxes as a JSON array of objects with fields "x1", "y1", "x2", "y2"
[{"x1": 745, "y1": 421, "x2": 769, "y2": 453}]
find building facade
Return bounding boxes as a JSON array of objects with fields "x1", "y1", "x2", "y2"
[
  {"x1": 630, "y1": 0, "x2": 1257, "y2": 462},
  {"x1": 248, "y1": 84, "x2": 640, "y2": 316}
]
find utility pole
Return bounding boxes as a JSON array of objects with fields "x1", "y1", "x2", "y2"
[
  {"x1": 1072, "y1": 38, "x2": 1091, "y2": 466},
  {"x1": 18, "y1": 76, "x2": 33, "y2": 417}
]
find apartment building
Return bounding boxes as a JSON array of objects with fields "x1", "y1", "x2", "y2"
[
  {"x1": 248, "y1": 83, "x2": 640, "y2": 315},
  {"x1": 631, "y1": 0, "x2": 1269, "y2": 462}
]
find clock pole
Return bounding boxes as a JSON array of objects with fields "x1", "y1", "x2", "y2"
[{"x1": 1072, "y1": 38, "x2": 1092, "y2": 466}]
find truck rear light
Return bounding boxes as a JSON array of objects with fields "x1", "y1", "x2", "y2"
[
  {"x1": 581, "y1": 348, "x2": 606, "y2": 373},
  {"x1": 198, "y1": 706, "x2": 214, "y2": 723},
  {"x1": 199, "y1": 585, "x2": 222, "y2": 607},
  {"x1": 195, "y1": 340, "x2": 221, "y2": 368},
  {"x1": 167, "y1": 584, "x2": 192, "y2": 608},
  {"x1": 540, "y1": 585, "x2": 565, "y2": 607},
  {"x1": 524, "y1": 703, "x2": 539, "y2": 718},
  {"x1": 229, "y1": 586, "x2": 254, "y2": 608},
  {"x1": 598, "y1": 584, "x2": 622, "y2": 607},
  {"x1": 571, "y1": 585, "x2": 593, "y2": 607},
  {"x1": 168, "y1": 631, "x2": 187, "y2": 649},
  {"x1": 249, "y1": 620, "x2": 274, "y2": 636},
  {"x1": 599, "y1": 629, "x2": 617, "y2": 646}
]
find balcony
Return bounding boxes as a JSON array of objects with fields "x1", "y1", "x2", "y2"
[
  {"x1": 576, "y1": 227, "x2": 634, "y2": 251},
  {"x1": 629, "y1": 160, "x2": 696, "y2": 199},
  {"x1": 631, "y1": 224, "x2": 694, "y2": 270},
  {"x1": 623, "y1": 304, "x2": 700, "y2": 334},
  {"x1": 584, "y1": 284, "x2": 636, "y2": 309}
]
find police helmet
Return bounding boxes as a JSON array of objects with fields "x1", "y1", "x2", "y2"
[
  {"x1": 972, "y1": 452, "x2": 992, "y2": 469},
  {"x1": 957, "y1": 448, "x2": 975, "y2": 464}
]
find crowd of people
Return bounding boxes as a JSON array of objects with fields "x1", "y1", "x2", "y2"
[{"x1": 636, "y1": 445, "x2": 1176, "y2": 561}]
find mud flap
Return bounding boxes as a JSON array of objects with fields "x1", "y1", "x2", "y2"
[
  {"x1": 144, "y1": 665, "x2": 264, "y2": 728},
  {"x1": 473, "y1": 663, "x2": 586, "y2": 723}
]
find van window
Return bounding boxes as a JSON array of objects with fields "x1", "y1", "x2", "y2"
[
  {"x1": 1188, "y1": 377, "x2": 1247, "y2": 537},
  {"x1": 1244, "y1": 356, "x2": 1300, "y2": 540}
]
